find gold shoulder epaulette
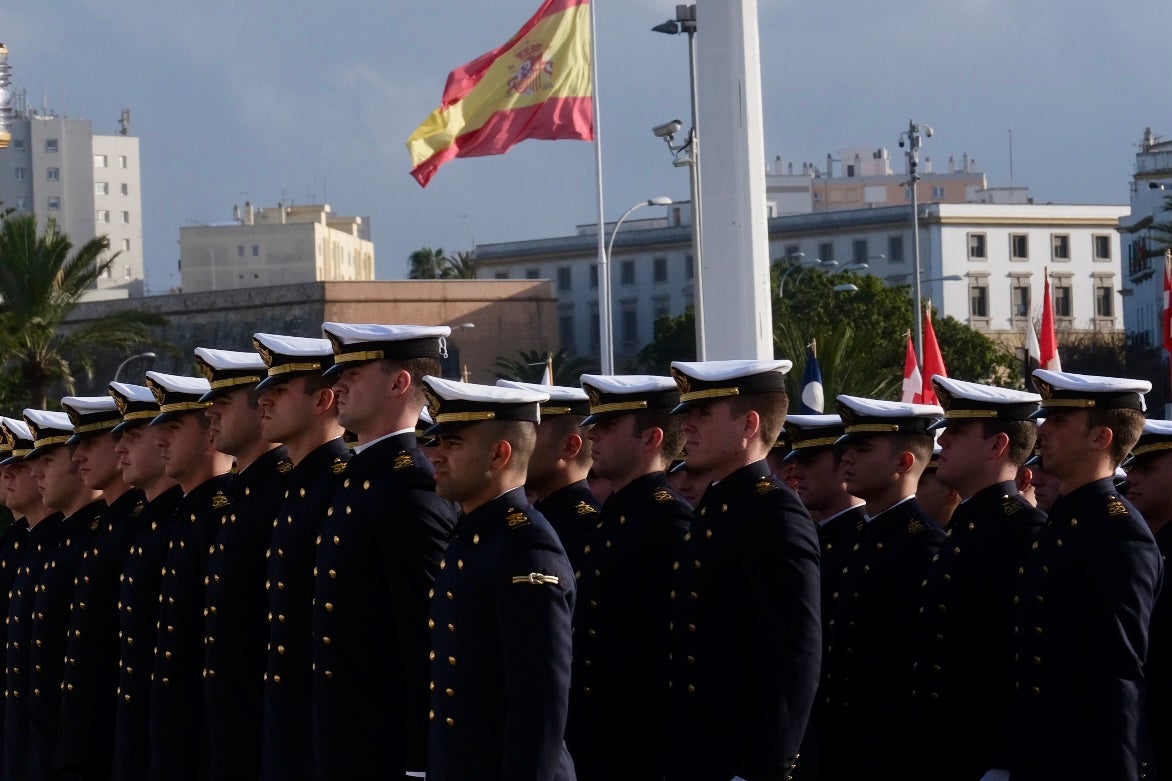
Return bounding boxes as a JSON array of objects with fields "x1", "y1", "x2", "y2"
[
  {"x1": 506, "y1": 510, "x2": 530, "y2": 528},
  {"x1": 331, "y1": 460, "x2": 348, "y2": 475},
  {"x1": 211, "y1": 492, "x2": 230, "y2": 509},
  {"x1": 394, "y1": 452, "x2": 414, "y2": 471},
  {"x1": 575, "y1": 500, "x2": 598, "y2": 516},
  {"x1": 907, "y1": 518, "x2": 926, "y2": 535},
  {"x1": 653, "y1": 488, "x2": 674, "y2": 503},
  {"x1": 1003, "y1": 497, "x2": 1023, "y2": 515},
  {"x1": 277, "y1": 459, "x2": 293, "y2": 474},
  {"x1": 1107, "y1": 497, "x2": 1129, "y2": 517},
  {"x1": 756, "y1": 477, "x2": 777, "y2": 495},
  {"x1": 132, "y1": 502, "x2": 145, "y2": 517}
]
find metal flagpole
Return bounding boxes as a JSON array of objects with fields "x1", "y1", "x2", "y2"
[{"x1": 588, "y1": 0, "x2": 612, "y2": 374}]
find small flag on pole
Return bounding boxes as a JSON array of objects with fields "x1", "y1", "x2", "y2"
[
  {"x1": 540, "y1": 354, "x2": 554, "y2": 385},
  {"x1": 920, "y1": 303, "x2": 947, "y2": 405},
  {"x1": 901, "y1": 332, "x2": 922, "y2": 404},
  {"x1": 1040, "y1": 270, "x2": 1062, "y2": 371},
  {"x1": 798, "y1": 340, "x2": 824, "y2": 414},
  {"x1": 406, "y1": 0, "x2": 595, "y2": 187},
  {"x1": 1025, "y1": 322, "x2": 1042, "y2": 391}
]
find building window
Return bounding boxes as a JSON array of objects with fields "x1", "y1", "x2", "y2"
[
  {"x1": 783, "y1": 244, "x2": 801, "y2": 260},
  {"x1": 904, "y1": 187, "x2": 913, "y2": 202},
  {"x1": 46, "y1": 167, "x2": 60, "y2": 181},
  {"x1": 620, "y1": 260, "x2": 635, "y2": 286},
  {"x1": 1051, "y1": 234, "x2": 1071, "y2": 261},
  {"x1": 47, "y1": 196, "x2": 61, "y2": 210},
  {"x1": 494, "y1": 271, "x2": 510, "y2": 280},
  {"x1": 124, "y1": 264, "x2": 132, "y2": 278},
  {"x1": 45, "y1": 139, "x2": 58, "y2": 153},
  {"x1": 525, "y1": 267, "x2": 540, "y2": 279},
  {"x1": 1010, "y1": 233, "x2": 1029, "y2": 261},
  {"x1": 852, "y1": 239, "x2": 868, "y2": 264},
  {"x1": 95, "y1": 182, "x2": 109, "y2": 195},
  {"x1": 887, "y1": 235, "x2": 904, "y2": 263},
  {"x1": 1093, "y1": 234, "x2": 1112, "y2": 261},
  {"x1": 1053, "y1": 280, "x2": 1073, "y2": 318},
  {"x1": 1095, "y1": 282, "x2": 1115, "y2": 318},
  {"x1": 653, "y1": 256, "x2": 668, "y2": 283},
  {"x1": 94, "y1": 154, "x2": 107, "y2": 167},
  {"x1": 120, "y1": 183, "x2": 129, "y2": 196},
  {"x1": 818, "y1": 242, "x2": 834, "y2": 263},
  {"x1": 119, "y1": 155, "x2": 128, "y2": 169},
  {"x1": 122, "y1": 211, "x2": 131, "y2": 224},
  {"x1": 967, "y1": 233, "x2": 987, "y2": 260},
  {"x1": 557, "y1": 267, "x2": 572, "y2": 292},
  {"x1": 12, "y1": 139, "x2": 23, "y2": 150},
  {"x1": 589, "y1": 264, "x2": 598, "y2": 289},
  {"x1": 237, "y1": 245, "x2": 245, "y2": 257},
  {"x1": 121, "y1": 238, "x2": 131, "y2": 252},
  {"x1": 969, "y1": 278, "x2": 989, "y2": 318},
  {"x1": 589, "y1": 307, "x2": 600, "y2": 349},
  {"x1": 1011, "y1": 278, "x2": 1031, "y2": 318},
  {"x1": 653, "y1": 295, "x2": 671, "y2": 320},
  {"x1": 620, "y1": 307, "x2": 638, "y2": 345},
  {"x1": 15, "y1": 197, "x2": 27, "y2": 210},
  {"x1": 684, "y1": 254, "x2": 694, "y2": 280},
  {"x1": 932, "y1": 185, "x2": 946, "y2": 199},
  {"x1": 559, "y1": 315, "x2": 575, "y2": 351},
  {"x1": 13, "y1": 167, "x2": 25, "y2": 181},
  {"x1": 96, "y1": 210, "x2": 110, "y2": 223}
]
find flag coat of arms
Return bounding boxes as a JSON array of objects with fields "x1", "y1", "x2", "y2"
[{"x1": 407, "y1": 0, "x2": 594, "y2": 187}]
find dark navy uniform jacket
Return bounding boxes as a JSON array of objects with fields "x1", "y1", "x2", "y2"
[
  {"x1": 426, "y1": 487, "x2": 576, "y2": 781},
  {"x1": 311, "y1": 432, "x2": 456, "y2": 780},
  {"x1": 0, "y1": 517, "x2": 28, "y2": 751},
  {"x1": 204, "y1": 447, "x2": 289, "y2": 781},
  {"x1": 911, "y1": 482, "x2": 1045, "y2": 781},
  {"x1": 260, "y1": 438, "x2": 349, "y2": 781},
  {"x1": 665, "y1": 460, "x2": 822, "y2": 781},
  {"x1": 1013, "y1": 478, "x2": 1162, "y2": 781},
  {"x1": 820, "y1": 496, "x2": 944, "y2": 781},
  {"x1": 56, "y1": 489, "x2": 146, "y2": 779},
  {"x1": 566, "y1": 471, "x2": 690, "y2": 781},
  {"x1": 27, "y1": 501, "x2": 102, "y2": 781},
  {"x1": 3, "y1": 513, "x2": 62, "y2": 781},
  {"x1": 111, "y1": 485, "x2": 183, "y2": 781},
  {"x1": 534, "y1": 479, "x2": 601, "y2": 573},
  {"x1": 147, "y1": 474, "x2": 234, "y2": 781},
  {"x1": 1144, "y1": 523, "x2": 1172, "y2": 781}
]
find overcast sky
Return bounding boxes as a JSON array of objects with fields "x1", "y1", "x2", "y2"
[{"x1": 3, "y1": 0, "x2": 1169, "y2": 292}]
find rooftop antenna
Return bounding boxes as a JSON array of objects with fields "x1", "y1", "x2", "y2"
[
  {"x1": 119, "y1": 108, "x2": 130, "y2": 136},
  {"x1": 0, "y1": 43, "x2": 13, "y2": 148},
  {"x1": 1008, "y1": 128, "x2": 1015, "y2": 192}
]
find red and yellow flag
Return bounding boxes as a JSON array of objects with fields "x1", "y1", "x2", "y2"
[{"x1": 407, "y1": 0, "x2": 594, "y2": 187}]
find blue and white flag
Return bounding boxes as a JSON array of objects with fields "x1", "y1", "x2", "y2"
[{"x1": 798, "y1": 342, "x2": 824, "y2": 414}]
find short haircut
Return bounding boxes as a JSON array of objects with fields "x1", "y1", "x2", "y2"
[
  {"x1": 890, "y1": 432, "x2": 935, "y2": 465},
  {"x1": 979, "y1": 419, "x2": 1038, "y2": 467},
  {"x1": 727, "y1": 391, "x2": 789, "y2": 449},
  {"x1": 300, "y1": 371, "x2": 338, "y2": 396},
  {"x1": 1087, "y1": 407, "x2": 1146, "y2": 468},
  {"x1": 382, "y1": 356, "x2": 442, "y2": 405},
  {"x1": 543, "y1": 414, "x2": 593, "y2": 467},
  {"x1": 483, "y1": 419, "x2": 537, "y2": 475},
  {"x1": 631, "y1": 409, "x2": 685, "y2": 460}
]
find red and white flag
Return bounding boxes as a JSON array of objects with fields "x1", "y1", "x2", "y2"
[
  {"x1": 920, "y1": 306, "x2": 947, "y2": 405},
  {"x1": 901, "y1": 333, "x2": 922, "y2": 404},
  {"x1": 1040, "y1": 271, "x2": 1062, "y2": 371}
]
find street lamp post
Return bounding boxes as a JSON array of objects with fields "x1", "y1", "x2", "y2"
[
  {"x1": 653, "y1": 4, "x2": 706, "y2": 360},
  {"x1": 599, "y1": 197, "x2": 673, "y2": 373},
  {"x1": 900, "y1": 120, "x2": 933, "y2": 364},
  {"x1": 114, "y1": 351, "x2": 157, "y2": 382}
]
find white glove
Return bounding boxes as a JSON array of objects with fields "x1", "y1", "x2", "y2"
[{"x1": 979, "y1": 770, "x2": 1010, "y2": 781}]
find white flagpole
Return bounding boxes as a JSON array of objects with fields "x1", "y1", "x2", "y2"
[{"x1": 588, "y1": 0, "x2": 612, "y2": 374}]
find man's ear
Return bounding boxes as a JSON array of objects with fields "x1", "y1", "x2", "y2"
[
  {"x1": 490, "y1": 438, "x2": 514, "y2": 471},
  {"x1": 562, "y1": 433, "x2": 584, "y2": 461},
  {"x1": 641, "y1": 426, "x2": 665, "y2": 454}
]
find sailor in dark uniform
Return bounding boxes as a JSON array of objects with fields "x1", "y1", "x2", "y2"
[
  {"x1": 1014, "y1": 371, "x2": 1162, "y2": 781},
  {"x1": 195, "y1": 347, "x2": 290, "y2": 781},
  {"x1": 819, "y1": 396, "x2": 946, "y2": 781},
  {"x1": 55, "y1": 395, "x2": 146, "y2": 781},
  {"x1": 910, "y1": 378, "x2": 1047, "y2": 781},
  {"x1": 109, "y1": 382, "x2": 184, "y2": 781},
  {"x1": 22, "y1": 409, "x2": 104, "y2": 781},
  {"x1": 2, "y1": 418, "x2": 63, "y2": 781},
  {"x1": 144, "y1": 371, "x2": 235, "y2": 781},
  {"x1": 252, "y1": 333, "x2": 350, "y2": 781},
  {"x1": 665, "y1": 359, "x2": 822, "y2": 781},
  {"x1": 1122, "y1": 419, "x2": 1172, "y2": 781},
  {"x1": 0, "y1": 418, "x2": 29, "y2": 651},
  {"x1": 312, "y1": 323, "x2": 458, "y2": 781},
  {"x1": 915, "y1": 443, "x2": 962, "y2": 528},
  {"x1": 566, "y1": 374, "x2": 690, "y2": 781},
  {"x1": 781, "y1": 414, "x2": 864, "y2": 781},
  {"x1": 421, "y1": 376, "x2": 576, "y2": 781},
  {"x1": 496, "y1": 380, "x2": 600, "y2": 570}
]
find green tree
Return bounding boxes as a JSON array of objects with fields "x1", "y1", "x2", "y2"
[
  {"x1": 408, "y1": 246, "x2": 448, "y2": 279},
  {"x1": 492, "y1": 348, "x2": 597, "y2": 386},
  {"x1": 630, "y1": 307, "x2": 697, "y2": 373},
  {"x1": 0, "y1": 215, "x2": 165, "y2": 409},
  {"x1": 443, "y1": 251, "x2": 478, "y2": 279}
]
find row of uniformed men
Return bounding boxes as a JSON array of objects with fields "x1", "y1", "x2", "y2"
[{"x1": 0, "y1": 316, "x2": 1164, "y2": 781}]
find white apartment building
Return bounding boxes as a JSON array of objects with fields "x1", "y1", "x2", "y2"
[
  {"x1": 0, "y1": 49, "x2": 144, "y2": 296},
  {"x1": 473, "y1": 202, "x2": 1127, "y2": 364},
  {"x1": 179, "y1": 202, "x2": 375, "y2": 293},
  {"x1": 1120, "y1": 127, "x2": 1172, "y2": 349}
]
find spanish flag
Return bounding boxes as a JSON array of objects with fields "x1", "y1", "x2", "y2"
[{"x1": 407, "y1": 0, "x2": 594, "y2": 187}]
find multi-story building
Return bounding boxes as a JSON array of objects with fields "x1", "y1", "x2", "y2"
[
  {"x1": 1120, "y1": 127, "x2": 1172, "y2": 349},
  {"x1": 474, "y1": 202, "x2": 1127, "y2": 364},
  {"x1": 0, "y1": 47, "x2": 144, "y2": 297},
  {"x1": 178, "y1": 202, "x2": 375, "y2": 293}
]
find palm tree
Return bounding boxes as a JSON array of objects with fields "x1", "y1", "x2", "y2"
[
  {"x1": 408, "y1": 246, "x2": 448, "y2": 279},
  {"x1": 0, "y1": 214, "x2": 165, "y2": 409},
  {"x1": 442, "y1": 251, "x2": 478, "y2": 279},
  {"x1": 492, "y1": 348, "x2": 597, "y2": 386}
]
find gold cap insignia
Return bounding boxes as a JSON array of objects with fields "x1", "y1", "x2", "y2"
[
  {"x1": 252, "y1": 340, "x2": 274, "y2": 366},
  {"x1": 112, "y1": 394, "x2": 129, "y2": 415},
  {"x1": 935, "y1": 385, "x2": 952, "y2": 410},
  {"x1": 671, "y1": 367, "x2": 692, "y2": 395},
  {"x1": 65, "y1": 407, "x2": 82, "y2": 427},
  {"x1": 1, "y1": 428, "x2": 13, "y2": 449},
  {"x1": 196, "y1": 360, "x2": 216, "y2": 382},
  {"x1": 423, "y1": 387, "x2": 442, "y2": 414},
  {"x1": 148, "y1": 381, "x2": 167, "y2": 406},
  {"x1": 1036, "y1": 380, "x2": 1053, "y2": 400},
  {"x1": 585, "y1": 385, "x2": 601, "y2": 407},
  {"x1": 25, "y1": 421, "x2": 40, "y2": 440}
]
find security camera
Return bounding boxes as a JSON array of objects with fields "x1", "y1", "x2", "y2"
[
  {"x1": 924, "y1": 125, "x2": 934, "y2": 138},
  {"x1": 653, "y1": 120, "x2": 682, "y2": 139},
  {"x1": 898, "y1": 138, "x2": 905, "y2": 148}
]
